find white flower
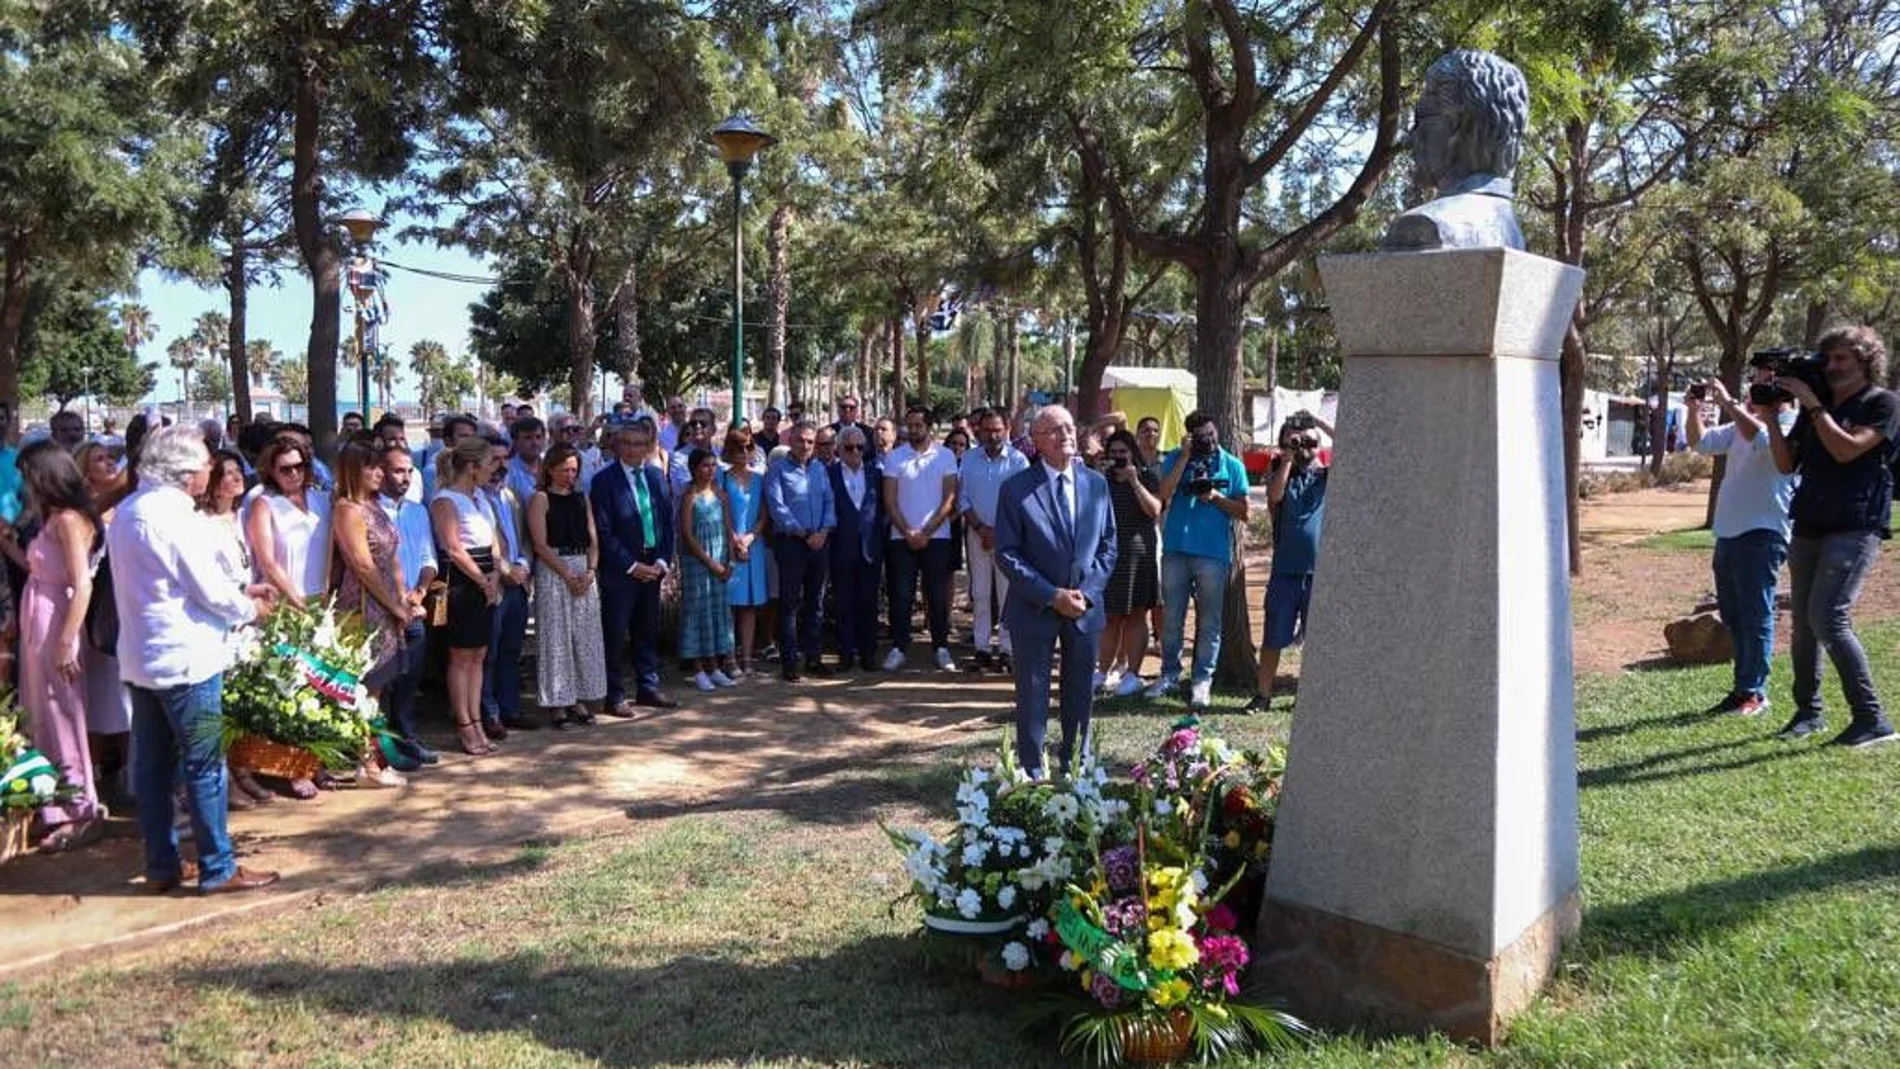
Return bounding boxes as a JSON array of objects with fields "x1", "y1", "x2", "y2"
[
  {"x1": 997, "y1": 885, "x2": 1018, "y2": 910},
  {"x1": 1043, "y1": 836, "x2": 1065, "y2": 856},
  {"x1": 1058, "y1": 950, "x2": 1078, "y2": 971},
  {"x1": 956, "y1": 887, "x2": 983, "y2": 919},
  {"x1": 28, "y1": 773, "x2": 56, "y2": 796},
  {"x1": 1025, "y1": 919, "x2": 1051, "y2": 940},
  {"x1": 1001, "y1": 941, "x2": 1031, "y2": 971},
  {"x1": 1190, "y1": 869, "x2": 1209, "y2": 893},
  {"x1": 1042, "y1": 794, "x2": 1080, "y2": 824}
]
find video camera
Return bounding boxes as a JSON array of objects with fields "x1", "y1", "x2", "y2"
[{"x1": 1749, "y1": 347, "x2": 1829, "y2": 406}]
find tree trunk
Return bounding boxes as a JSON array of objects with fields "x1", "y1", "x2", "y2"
[
  {"x1": 889, "y1": 314, "x2": 906, "y2": 417},
  {"x1": 292, "y1": 49, "x2": 340, "y2": 450},
  {"x1": 0, "y1": 234, "x2": 29, "y2": 412},
  {"x1": 1006, "y1": 316, "x2": 1021, "y2": 422},
  {"x1": 563, "y1": 246, "x2": 597, "y2": 420},
  {"x1": 914, "y1": 312, "x2": 931, "y2": 413},
  {"x1": 1191, "y1": 281, "x2": 1257, "y2": 691},
  {"x1": 1075, "y1": 307, "x2": 1120, "y2": 423},
  {"x1": 227, "y1": 241, "x2": 253, "y2": 422},
  {"x1": 611, "y1": 258, "x2": 639, "y2": 387},
  {"x1": 1266, "y1": 329, "x2": 1278, "y2": 391},
  {"x1": 1803, "y1": 298, "x2": 1830, "y2": 346},
  {"x1": 1651, "y1": 342, "x2": 1674, "y2": 479},
  {"x1": 766, "y1": 203, "x2": 793, "y2": 410},
  {"x1": 991, "y1": 311, "x2": 1008, "y2": 409},
  {"x1": 1559, "y1": 322, "x2": 1585, "y2": 575}
]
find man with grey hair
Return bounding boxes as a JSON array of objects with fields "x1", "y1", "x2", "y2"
[
  {"x1": 827, "y1": 422, "x2": 885, "y2": 670},
  {"x1": 108, "y1": 424, "x2": 280, "y2": 895},
  {"x1": 1382, "y1": 49, "x2": 1530, "y2": 252}
]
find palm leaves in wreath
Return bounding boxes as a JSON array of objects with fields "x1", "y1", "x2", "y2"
[{"x1": 1018, "y1": 993, "x2": 1311, "y2": 1066}]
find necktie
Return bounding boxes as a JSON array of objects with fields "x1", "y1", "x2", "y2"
[
  {"x1": 1055, "y1": 472, "x2": 1073, "y2": 541},
  {"x1": 630, "y1": 468, "x2": 656, "y2": 546}
]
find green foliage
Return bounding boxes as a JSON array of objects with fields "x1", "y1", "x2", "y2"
[
  {"x1": 191, "y1": 361, "x2": 232, "y2": 406},
  {"x1": 271, "y1": 357, "x2": 308, "y2": 406},
  {"x1": 17, "y1": 286, "x2": 156, "y2": 408}
]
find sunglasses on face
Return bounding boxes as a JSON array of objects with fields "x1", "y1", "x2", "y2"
[
  {"x1": 840, "y1": 444, "x2": 864, "y2": 453},
  {"x1": 274, "y1": 462, "x2": 308, "y2": 476}
]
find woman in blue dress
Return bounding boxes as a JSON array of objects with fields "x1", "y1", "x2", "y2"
[
  {"x1": 678, "y1": 448, "x2": 736, "y2": 692},
  {"x1": 718, "y1": 428, "x2": 769, "y2": 678}
]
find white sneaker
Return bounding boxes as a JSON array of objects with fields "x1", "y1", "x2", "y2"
[
  {"x1": 1114, "y1": 673, "x2": 1145, "y2": 698},
  {"x1": 1189, "y1": 681, "x2": 1212, "y2": 708},
  {"x1": 934, "y1": 647, "x2": 956, "y2": 671},
  {"x1": 881, "y1": 648, "x2": 907, "y2": 672},
  {"x1": 708, "y1": 670, "x2": 737, "y2": 688},
  {"x1": 1092, "y1": 671, "x2": 1108, "y2": 691},
  {"x1": 1143, "y1": 677, "x2": 1179, "y2": 700},
  {"x1": 692, "y1": 671, "x2": 715, "y2": 693}
]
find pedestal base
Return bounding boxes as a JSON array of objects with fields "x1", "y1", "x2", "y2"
[{"x1": 1254, "y1": 890, "x2": 1581, "y2": 1046}]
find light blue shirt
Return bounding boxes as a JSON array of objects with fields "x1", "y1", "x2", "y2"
[
  {"x1": 482, "y1": 486, "x2": 528, "y2": 567},
  {"x1": 380, "y1": 494, "x2": 437, "y2": 592},
  {"x1": 764, "y1": 456, "x2": 836, "y2": 536},
  {"x1": 1695, "y1": 412, "x2": 1799, "y2": 540},
  {"x1": 506, "y1": 456, "x2": 540, "y2": 511},
  {"x1": 0, "y1": 445, "x2": 21, "y2": 523},
  {"x1": 957, "y1": 444, "x2": 1030, "y2": 528}
]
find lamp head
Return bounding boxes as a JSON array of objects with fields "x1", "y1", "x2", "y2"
[
  {"x1": 336, "y1": 208, "x2": 383, "y2": 246},
  {"x1": 709, "y1": 115, "x2": 776, "y2": 176}
]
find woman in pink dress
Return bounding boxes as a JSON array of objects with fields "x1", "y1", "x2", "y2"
[{"x1": 16, "y1": 445, "x2": 106, "y2": 852}]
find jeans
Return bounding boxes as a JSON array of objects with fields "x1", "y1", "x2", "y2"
[
  {"x1": 131, "y1": 676, "x2": 236, "y2": 888},
  {"x1": 887, "y1": 538, "x2": 952, "y2": 652},
  {"x1": 1788, "y1": 531, "x2": 1887, "y2": 728},
  {"x1": 1711, "y1": 529, "x2": 1788, "y2": 699},
  {"x1": 380, "y1": 620, "x2": 428, "y2": 743},
  {"x1": 482, "y1": 582, "x2": 529, "y2": 722},
  {"x1": 1159, "y1": 552, "x2": 1229, "y2": 686}
]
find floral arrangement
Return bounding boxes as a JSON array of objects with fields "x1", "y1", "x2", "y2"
[
  {"x1": 2, "y1": 700, "x2": 78, "y2": 815},
  {"x1": 220, "y1": 599, "x2": 383, "y2": 770}
]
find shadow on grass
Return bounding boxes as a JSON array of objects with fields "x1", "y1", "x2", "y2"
[
  {"x1": 1577, "y1": 736, "x2": 1789, "y2": 790},
  {"x1": 1583, "y1": 844, "x2": 1900, "y2": 959},
  {"x1": 178, "y1": 935, "x2": 1064, "y2": 1069},
  {"x1": 1575, "y1": 707, "x2": 1714, "y2": 743}
]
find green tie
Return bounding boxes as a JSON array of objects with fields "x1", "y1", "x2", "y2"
[{"x1": 630, "y1": 468, "x2": 656, "y2": 546}]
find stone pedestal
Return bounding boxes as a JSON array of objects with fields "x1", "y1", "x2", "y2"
[{"x1": 1255, "y1": 247, "x2": 1585, "y2": 1046}]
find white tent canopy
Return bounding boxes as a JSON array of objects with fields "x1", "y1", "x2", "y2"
[{"x1": 1101, "y1": 367, "x2": 1197, "y2": 391}]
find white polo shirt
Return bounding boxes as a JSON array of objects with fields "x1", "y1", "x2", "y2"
[{"x1": 885, "y1": 442, "x2": 959, "y2": 541}]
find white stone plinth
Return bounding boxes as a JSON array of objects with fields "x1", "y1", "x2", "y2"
[{"x1": 1261, "y1": 248, "x2": 1583, "y2": 1016}]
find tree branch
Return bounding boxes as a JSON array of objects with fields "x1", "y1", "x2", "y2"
[{"x1": 1241, "y1": 0, "x2": 1397, "y2": 190}]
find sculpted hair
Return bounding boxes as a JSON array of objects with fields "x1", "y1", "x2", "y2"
[
  {"x1": 1428, "y1": 49, "x2": 1529, "y2": 180},
  {"x1": 1816, "y1": 324, "x2": 1889, "y2": 385}
]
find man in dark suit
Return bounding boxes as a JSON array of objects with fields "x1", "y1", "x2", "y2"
[
  {"x1": 828, "y1": 425, "x2": 885, "y2": 670},
  {"x1": 593, "y1": 423, "x2": 678, "y2": 713},
  {"x1": 995, "y1": 405, "x2": 1117, "y2": 777}
]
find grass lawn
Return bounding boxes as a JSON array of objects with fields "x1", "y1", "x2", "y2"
[
  {"x1": 5, "y1": 628, "x2": 1900, "y2": 1067},
  {"x1": 1638, "y1": 526, "x2": 1717, "y2": 553}
]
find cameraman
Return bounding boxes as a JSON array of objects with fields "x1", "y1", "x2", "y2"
[
  {"x1": 1764, "y1": 325, "x2": 1900, "y2": 748},
  {"x1": 1144, "y1": 411, "x2": 1250, "y2": 708},
  {"x1": 1244, "y1": 412, "x2": 1334, "y2": 714},
  {"x1": 1685, "y1": 365, "x2": 1798, "y2": 719}
]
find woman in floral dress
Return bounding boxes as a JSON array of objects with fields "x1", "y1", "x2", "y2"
[
  {"x1": 677, "y1": 448, "x2": 736, "y2": 692},
  {"x1": 330, "y1": 442, "x2": 412, "y2": 788}
]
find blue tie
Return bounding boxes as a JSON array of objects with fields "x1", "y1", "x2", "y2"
[{"x1": 1054, "y1": 472, "x2": 1073, "y2": 541}]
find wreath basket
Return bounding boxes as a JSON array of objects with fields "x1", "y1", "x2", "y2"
[
  {"x1": 0, "y1": 809, "x2": 29, "y2": 867},
  {"x1": 228, "y1": 734, "x2": 324, "y2": 781}
]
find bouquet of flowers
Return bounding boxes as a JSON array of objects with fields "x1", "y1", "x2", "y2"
[
  {"x1": 2, "y1": 697, "x2": 80, "y2": 861},
  {"x1": 221, "y1": 599, "x2": 383, "y2": 771}
]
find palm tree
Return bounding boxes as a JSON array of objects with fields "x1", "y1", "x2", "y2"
[
  {"x1": 373, "y1": 346, "x2": 397, "y2": 411},
  {"x1": 245, "y1": 339, "x2": 281, "y2": 391},
  {"x1": 408, "y1": 339, "x2": 449, "y2": 413},
  {"x1": 117, "y1": 303, "x2": 156, "y2": 356},
  {"x1": 166, "y1": 335, "x2": 201, "y2": 413}
]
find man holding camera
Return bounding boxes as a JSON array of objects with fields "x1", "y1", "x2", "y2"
[
  {"x1": 1244, "y1": 412, "x2": 1334, "y2": 714},
  {"x1": 1144, "y1": 411, "x2": 1250, "y2": 708},
  {"x1": 1764, "y1": 325, "x2": 1900, "y2": 748},
  {"x1": 1685, "y1": 364, "x2": 1799, "y2": 719}
]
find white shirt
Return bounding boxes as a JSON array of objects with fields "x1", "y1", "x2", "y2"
[
  {"x1": 1694, "y1": 412, "x2": 1799, "y2": 540},
  {"x1": 885, "y1": 442, "x2": 959, "y2": 541},
  {"x1": 841, "y1": 463, "x2": 867, "y2": 509},
  {"x1": 255, "y1": 489, "x2": 333, "y2": 597},
  {"x1": 107, "y1": 484, "x2": 258, "y2": 689},
  {"x1": 1042, "y1": 460, "x2": 1077, "y2": 526}
]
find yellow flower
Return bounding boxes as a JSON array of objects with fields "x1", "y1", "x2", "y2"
[
  {"x1": 1223, "y1": 830, "x2": 1241, "y2": 848},
  {"x1": 1148, "y1": 927, "x2": 1200, "y2": 971},
  {"x1": 1152, "y1": 977, "x2": 1192, "y2": 1008}
]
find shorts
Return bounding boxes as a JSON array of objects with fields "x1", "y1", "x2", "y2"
[{"x1": 1263, "y1": 572, "x2": 1313, "y2": 651}]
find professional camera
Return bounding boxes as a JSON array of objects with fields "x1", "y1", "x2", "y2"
[{"x1": 1751, "y1": 347, "x2": 1829, "y2": 406}]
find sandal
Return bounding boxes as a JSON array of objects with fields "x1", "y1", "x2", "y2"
[
  {"x1": 567, "y1": 704, "x2": 596, "y2": 726},
  {"x1": 231, "y1": 767, "x2": 275, "y2": 804},
  {"x1": 455, "y1": 713, "x2": 496, "y2": 756},
  {"x1": 358, "y1": 763, "x2": 408, "y2": 789},
  {"x1": 38, "y1": 816, "x2": 106, "y2": 855},
  {"x1": 287, "y1": 777, "x2": 320, "y2": 800}
]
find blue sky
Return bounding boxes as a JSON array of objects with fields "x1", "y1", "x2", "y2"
[{"x1": 130, "y1": 212, "x2": 496, "y2": 409}]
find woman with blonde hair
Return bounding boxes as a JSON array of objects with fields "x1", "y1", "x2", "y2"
[
  {"x1": 527, "y1": 443, "x2": 607, "y2": 726},
  {"x1": 430, "y1": 435, "x2": 503, "y2": 755}
]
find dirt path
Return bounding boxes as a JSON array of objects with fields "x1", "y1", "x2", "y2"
[{"x1": 4, "y1": 479, "x2": 1891, "y2": 976}]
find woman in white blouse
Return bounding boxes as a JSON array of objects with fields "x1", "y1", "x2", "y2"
[{"x1": 244, "y1": 435, "x2": 333, "y2": 610}]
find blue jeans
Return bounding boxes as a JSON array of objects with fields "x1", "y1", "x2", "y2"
[
  {"x1": 381, "y1": 621, "x2": 428, "y2": 742},
  {"x1": 482, "y1": 583, "x2": 529, "y2": 722},
  {"x1": 1788, "y1": 531, "x2": 1887, "y2": 728},
  {"x1": 1711, "y1": 529, "x2": 1788, "y2": 699},
  {"x1": 131, "y1": 676, "x2": 237, "y2": 888},
  {"x1": 1159, "y1": 552, "x2": 1229, "y2": 686}
]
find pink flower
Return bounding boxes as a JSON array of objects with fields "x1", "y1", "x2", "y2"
[
  {"x1": 1162, "y1": 727, "x2": 1200, "y2": 755},
  {"x1": 1206, "y1": 903, "x2": 1238, "y2": 932},
  {"x1": 1197, "y1": 934, "x2": 1250, "y2": 996}
]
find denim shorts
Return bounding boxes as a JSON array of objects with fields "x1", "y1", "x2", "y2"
[{"x1": 1263, "y1": 572, "x2": 1314, "y2": 650}]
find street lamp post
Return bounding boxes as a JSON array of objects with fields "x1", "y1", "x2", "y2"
[
  {"x1": 708, "y1": 116, "x2": 776, "y2": 424},
  {"x1": 337, "y1": 208, "x2": 383, "y2": 424},
  {"x1": 81, "y1": 364, "x2": 92, "y2": 430}
]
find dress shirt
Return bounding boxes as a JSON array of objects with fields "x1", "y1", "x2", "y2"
[
  {"x1": 666, "y1": 448, "x2": 696, "y2": 499},
  {"x1": 506, "y1": 455, "x2": 540, "y2": 511},
  {"x1": 958, "y1": 444, "x2": 1030, "y2": 528},
  {"x1": 106, "y1": 484, "x2": 258, "y2": 689},
  {"x1": 841, "y1": 463, "x2": 868, "y2": 510},
  {"x1": 380, "y1": 493, "x2": 437, "y2": 592},
  {"x1": 764, "y1": 456, "x2": 836, "y2": 536},
  {"x1": 482, "y1": 486, "x2": 529, "y2": 568}
]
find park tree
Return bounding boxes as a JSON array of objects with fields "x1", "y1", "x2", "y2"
[
  {"x1": 117, "y1": 302, "x2": 158, "y2": 358},
  {"x1": 18, "y1": 287, "x2": 157, "y2": 410},
  {"x1": 191, "y1": 362, "x2": 233, "y2": 409},
  {"x1": 245, "y1": 339, "x2": 281, "y2": 393},
  {"x1": 272, "y1": 356, "x2": 309, "y2": 407}
]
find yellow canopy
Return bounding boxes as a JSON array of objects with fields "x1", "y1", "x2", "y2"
[{"x1": 1110, "y1": 385, "x2": 1192, "y2": 448}]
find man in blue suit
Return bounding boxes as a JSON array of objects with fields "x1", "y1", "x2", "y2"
[
  {"x1": 593, "y1": 423, "x2": 678, "y2": 713},
  {"x1": 995, "y1": 405, "x2": 1117, "y2": 777},
  {"x1": 828, "y1": 425, "x2": 885, "y2": 671}
]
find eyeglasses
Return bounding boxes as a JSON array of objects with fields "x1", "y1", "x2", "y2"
[
  {"x1": 840, "y1": 444, "x2": 864, "y2": 452},
  {"x1": 840, "y1": 402, "x2": 858, "y2": 410},
  {"x1": 274, "y1": 462, "x2": 308, "y2": 476}
]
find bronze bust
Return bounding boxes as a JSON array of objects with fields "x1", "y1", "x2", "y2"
[{"x1": 1382, "y1": 50, "x2": 1530, "y2": 252}]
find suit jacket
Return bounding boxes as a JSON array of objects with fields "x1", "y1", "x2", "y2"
[
  {"x1": 995, "y1": 461, "x2": 1117, "y2": 638},
  {"x1": 827, "y1": 459, "x2": 886, "y2": 566},
  {"x1": 591, "y1": 462, "x2": 675, "y2": 582}
]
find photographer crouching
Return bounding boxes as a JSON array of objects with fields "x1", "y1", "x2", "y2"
[
  {"x1": 1763, "y1": 326, "x2": 1900, "y2": 748},
  {"x1": 1684, "y1": 359, "x2": 1799, "y2": 719}
]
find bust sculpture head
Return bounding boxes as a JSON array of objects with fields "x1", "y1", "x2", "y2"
[{"x1": 1383, "y1": 50, "x2": 1531, "y2": 252}]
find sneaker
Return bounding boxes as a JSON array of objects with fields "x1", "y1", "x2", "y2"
[
  {"x1": 1239, "y1": 694, "x2": 1271, "y2": 715},
  {"x1": 1829, "y1": 722, "x2": 1899, "y2": 749},
  {"x1": 692, "y1": 671, "x2": 715, "y2": 693},
  {"x1": 1728, "y1": 694, "x2": 1769, "y2": 718},
  {"x1": 934, "y1": 647, "x2": 956, "y2": 671},
  {"x1": 1114, "y1": 673, "x2": 1145, "y2": 698},
  {"x1": 1143, "y1": 677, "x2": 1179, "y2": 700},
  {"x1": 882, "y1": 648, "x2": 907, "y2": 672},
  {"x1": 1776, "y1": 714, "x2": 1826, "y2": 741},
  {"x1": 995, "y1": 652, "x2": 1012, "y2": 673},
  {"x1": 708, "y1": 670, "x2": 737, "y2": 688},
  {"x1": 1092, "y1": 671, "x2": 1109, "y2": 692},
  {"x1": 1704, "y1": 693, "x2": 1748, "y2": 716},
  {"x1": 1189, "y1": 681, "x2": 1212, "y2": 708}
]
